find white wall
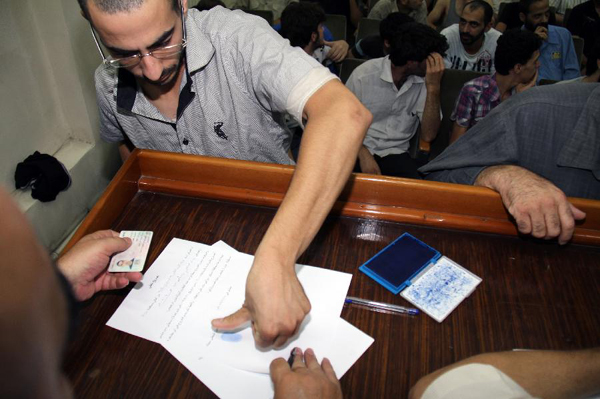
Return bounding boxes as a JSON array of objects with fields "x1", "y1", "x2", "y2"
[{"x1": 1, "y1": 0, "x2": 121, "y2": 252}]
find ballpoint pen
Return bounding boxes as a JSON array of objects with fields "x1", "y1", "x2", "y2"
[{"x1": 345, "y1": 296, "x2": 419, "y2": 316}]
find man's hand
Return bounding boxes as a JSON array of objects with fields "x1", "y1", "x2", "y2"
[
  {"x1": 515, "y1": 69, "x2": 538, "y2": 94},
  {"x1": 270, "y1": 348, "x2": 343, "y2": 399},
  {"x1": 475, "y1": 166, "x2": 586, "y2": 244},
  {"x1": 211, "y1": 254, "x2": 311, "y2": 347},
  {"x1": 57, "y1": 230, "x2": 142, "y2": 301},
  {"x1": 534, "y1": 26, "x2": 548, "y2": 41},
  {"x1": 357, "y1": 146, "x2": 381, "y2": 175},
  {"x1": 424, "y1": 53, "x2": 445, "y2": 90},
  {"x1": 324, "y1": 40, "x2": 349, "y2": 63}
]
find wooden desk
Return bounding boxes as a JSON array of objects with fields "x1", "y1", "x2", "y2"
[{"x1": 63, "y1": 150, "x2": 600, "y2": 399}]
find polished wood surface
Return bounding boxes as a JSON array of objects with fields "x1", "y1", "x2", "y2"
[
  {"x1": 64, "y1": 192, "x2": 600, "y2": 399},
  {"x1": 63, "y1": 150, "x2": 600, "y2": 398}
]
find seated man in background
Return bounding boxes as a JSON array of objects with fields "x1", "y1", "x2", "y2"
[
  {"x1": 441, "y1": 0, "x2": 502, "y2": 73},
  {"x1": 347, "y1": 23, "x2": 447, "y2": 178},
  {"x1": 368, "y1": 0, "x2": 429, "y2": 25},
  {"x1": 420, "y1": 83, "x2": 600, "y2": 244},
  {"x1": 428, "y1": 0, "x2": 493, "y2": 30},
  {"x1": 349, "y1": 12, "x2": 414, "y2": 60},
  {"x1": 449, "y1": 29, "x2": 541, "y2": 143},
  {"x1": 280, "y1": 2, "x2": 349, "y2": 69},
  {"x1": 519, "y1": 0, "x2": 580, "y2": 81}
]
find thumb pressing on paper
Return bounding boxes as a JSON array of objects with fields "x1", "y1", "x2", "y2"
[{"x1": 212, "y1": 306, "x2": 251, "y2": 331}]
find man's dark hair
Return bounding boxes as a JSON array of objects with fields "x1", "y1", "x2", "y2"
[
  {"x1": 379, "y1": 12, "x2": 414, "y2": 42},
  {"x1": 518, "y1": 0, "x2": 543, "y2": 15},
  {"x1": 494, "y1": 29, "x2": 542, "y2": 75},
  {"x1": 78, "y1": 0, "x2": 180, "y2": 21},
  {"x1": 194, "y1": 0, "x2": 225, "y2": 11},
  {"x1": 280, "y1": 2, "x2": 326, "y2": 48},
  {"x1": 463, "y1": 0, "x2": 494, "y2": 25},
  {"x1": 586, "y1": 41, "x2": 600, "y2": 77},
  {"x1": 389, "y1": 22, "x2": 448, "y2": 67}
]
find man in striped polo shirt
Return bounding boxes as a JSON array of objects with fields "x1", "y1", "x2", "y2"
[{"x1": 78, "y1": 0, "x2": 372, "y2": 348}]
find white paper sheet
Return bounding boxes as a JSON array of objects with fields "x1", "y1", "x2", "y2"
[
  {"x1": 164, "y1": 317, "x2": 374, "y2": 399},
  {"x1": 107, "y1": 238, "x2": 374, "y2": 398}
]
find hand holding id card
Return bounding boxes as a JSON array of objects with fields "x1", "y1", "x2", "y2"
[{"x1": 108, "y1": 231, "x2": 153, "y2": 273}]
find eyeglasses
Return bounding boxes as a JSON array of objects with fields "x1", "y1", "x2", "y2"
[{"x1": 90, "y1": 5, "x2": 187, "y2": 69}]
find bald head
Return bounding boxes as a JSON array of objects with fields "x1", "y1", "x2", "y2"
[{"x1": 0, "y1": 187, "x2": 71, "y2": 399}]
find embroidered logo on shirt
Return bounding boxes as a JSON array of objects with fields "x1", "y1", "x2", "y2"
[
  {"x1": 214, "y1": 122, "x2": 228, "y2": 140},
  {"x1": 551, "y1": 51, "x2": 562, "y2": 60}
]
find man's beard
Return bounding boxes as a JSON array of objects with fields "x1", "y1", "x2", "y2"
[
  {"x1": 460, "y1": 30, "x2": 485, "y2": 46},
  {"x1": 142, "y1": 53, "x2": 185, "y2": 87},
  {"x1": 524, "y1": 20, "x2": 548, "y2": 32}
]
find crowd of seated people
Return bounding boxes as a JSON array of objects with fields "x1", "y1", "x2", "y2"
[{"x1": 189, "y1": 0, "x2": 597, "y2": 242}]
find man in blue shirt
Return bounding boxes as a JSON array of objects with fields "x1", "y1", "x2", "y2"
[{"x1": 519, "y1": 0, "x2": 580, "y2": 82}]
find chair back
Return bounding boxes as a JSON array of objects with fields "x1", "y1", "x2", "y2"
[
  {"x1": 325, "y1": 14, "x2": 347, "y2": 41},
  {"x1": 430, "y1": 69, "x2": 487, "y2": 160},
  {"x1": 340, "y1": 58, "x2": 367, "y2": 84},
  {"x1": 356, "y1": 18, "x2": 381, "y2": 41},
  {"x1": 573, "y1": 36, "x2": 584, "y2": 67},
  {"x1": 564, "y1": 7, "x2": 572, "y2": 27}
]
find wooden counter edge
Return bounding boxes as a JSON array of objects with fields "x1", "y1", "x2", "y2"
[{"x1": 61, "y1": 149, "x2": 600, "y2": 253}]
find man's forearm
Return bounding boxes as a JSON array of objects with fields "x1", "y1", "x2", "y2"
[
  {"x1": 255, "y1": 81, "x2": 371, "y2": 266},
  {"x1": 420, "y1": 86, "x2": 441, "y2": 142}
]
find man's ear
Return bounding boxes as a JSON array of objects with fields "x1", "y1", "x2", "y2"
[
  {"x1": 484, "y1": 21, "x2": 493, "y2": 32},
  {"x1": 513, "y1": 63, "x2": 523, "y2": 74},
  {"x1": 181, "y1": 0, "x2": 189, "y2": 14},
  {"x1": 519, "y1": 12, "x2": 526, "y2": 23},
  {"x1": 311, "y1": 31, "x2": 318, "y2": 44}
]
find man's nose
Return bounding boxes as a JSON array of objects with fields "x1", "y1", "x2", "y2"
[{"x1": 139, "y1": 56, "x2": 163, "y2": 81}]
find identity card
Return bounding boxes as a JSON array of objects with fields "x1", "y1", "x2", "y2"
[{"x1": 108, "y1": 230, "x2": 153, "y2": 273}]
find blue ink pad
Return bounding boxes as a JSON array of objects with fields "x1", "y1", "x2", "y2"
[
  {"x1": 220, "y1": 333, "x2": 242, "y2": 342},
  {"x1": 359, "y1": 233, "x2": 441, "y2": 294}
]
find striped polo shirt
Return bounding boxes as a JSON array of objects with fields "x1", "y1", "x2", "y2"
[{"x1": 95, "y1": 6, "x2": 336, "y2": 165}]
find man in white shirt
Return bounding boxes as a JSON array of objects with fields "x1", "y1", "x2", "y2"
[
  {"x1": 346, "y1": 22, "x2": 447, "y2": 178},
  {"x1": 441, "y1": 0, "x2": 502, "y2": 73}
]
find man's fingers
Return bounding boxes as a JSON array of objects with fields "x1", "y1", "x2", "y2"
[
  {"x1": 544, "y1": 207, "x2": 561, "y2": 239},
  {"x1": 513, "y1": 209, "x2": 532, "y2": 235},
  {"x1": 273, "y1": 334, "x2": 291, "y2": 348},
  {"x1": 321, "y1": 357, "x2": 339, "y2": 383},
  {"x1": 529, "y1": 209, "x2": 547, "y2": 238},
  {"x1": 269, "y1": 357, "x2": 290, "y2": 383},
  {"x1": 102, "y1": 237, "x2": 133, "y2": 255},
  {"x1": 570, "y1": 203, "x2": 586, "y2": 220},
  {"x1": 291, "y1": 348, "x2": 306, "y2": 370},
  {"x1": 122, "y1": 272, "x2": 143, "y2": 283},
  {"x1": 211, "y1": 307, "x2": 251, "y2": 331},
  {"x1": 304, "y1": 348, "x2": 321, "y2": 370},
  {"x1": 556, "y1": 201, "x2": 582, "y2": 245}
]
